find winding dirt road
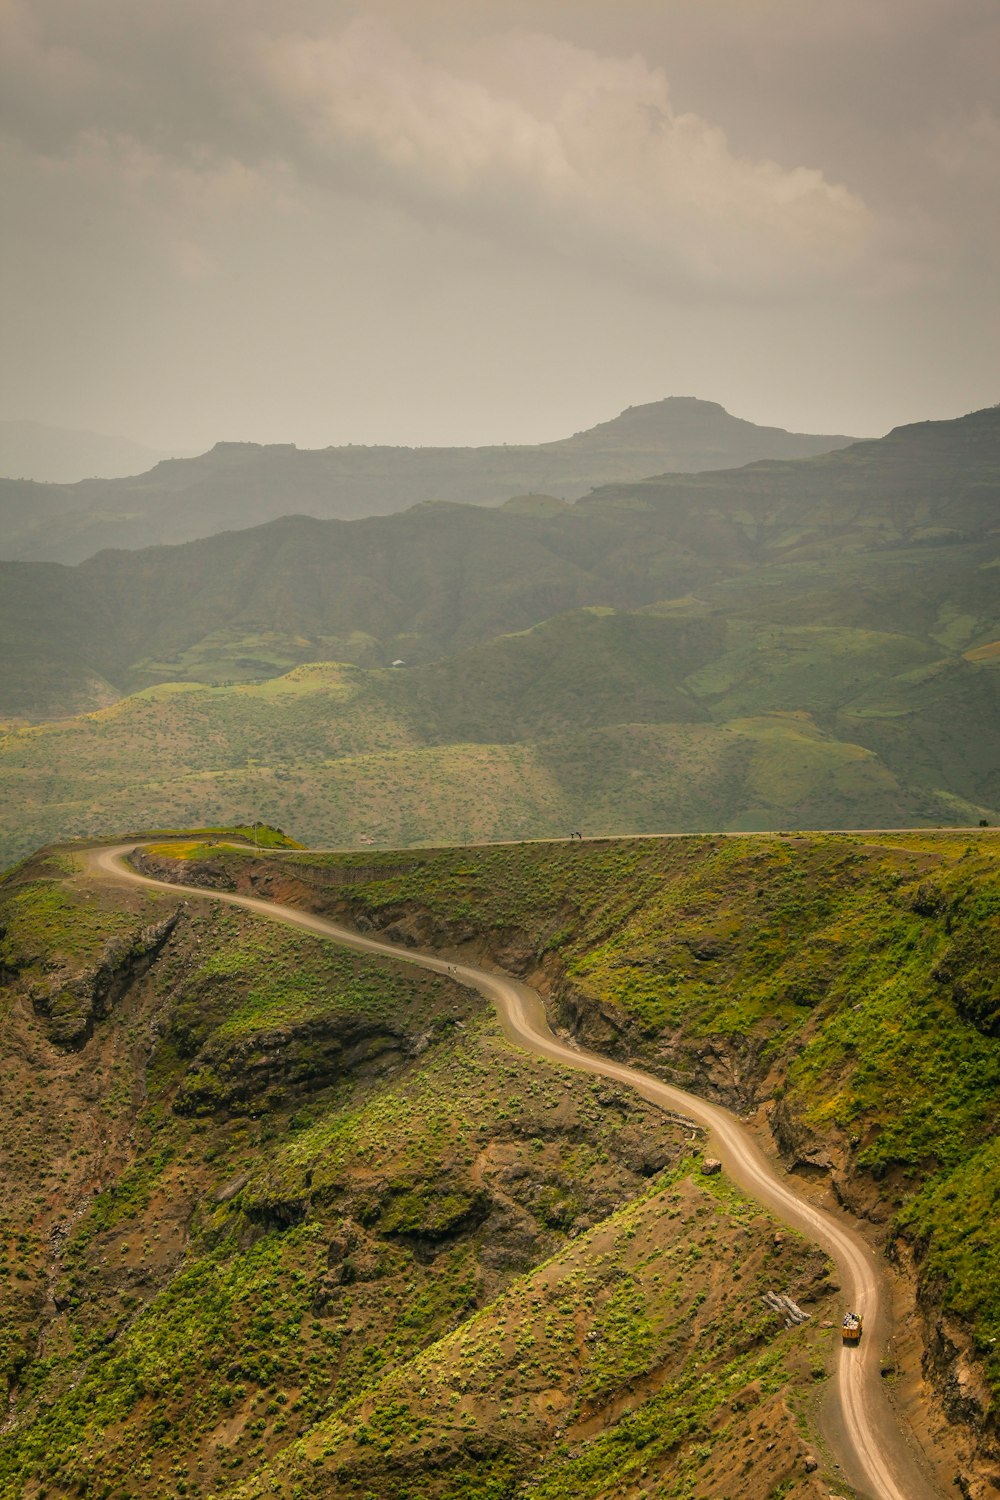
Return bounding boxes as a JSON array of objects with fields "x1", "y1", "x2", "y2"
[{"x1": 88, "y1": 843, "x2": 942, "y2": 1500}]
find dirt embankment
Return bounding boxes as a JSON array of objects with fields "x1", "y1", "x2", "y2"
[
  {"x1": 129, "y1": 846, "x2": 1000, "y2": 1498},
  {"x1": 132, "y1": 851, "x2": 769, "y2": 1104}
]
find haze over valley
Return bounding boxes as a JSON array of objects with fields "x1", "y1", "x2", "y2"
[{"x1": 0, "y1": 402, "x2": 996, "y2": 865}]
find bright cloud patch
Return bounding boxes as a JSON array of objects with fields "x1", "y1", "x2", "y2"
[{"x1": 259, "y1": 20, "x2": 871, "y2": 290}]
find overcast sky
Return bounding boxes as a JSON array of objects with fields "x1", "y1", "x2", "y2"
[{"x1": 1, "y1": 0, "x2": 998, "y2": 449}]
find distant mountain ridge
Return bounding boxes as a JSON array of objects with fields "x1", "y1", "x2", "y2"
[
  {"x1": 0, "y1": 404, "x2": 996, "y2": 724},
  {"x1": 0, "y1": 419, "x2": 180, "y2": 483},
  {"x1": 0, "y1": 397, "x2": 855, "y2": 564},
  {"x1": 0, "y1": 402, "x2": 996, "y2": 860}
]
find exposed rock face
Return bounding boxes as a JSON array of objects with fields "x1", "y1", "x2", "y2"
[
  {"x1": 0, "y1": 924, "x2": 20, "y2": 986},
  {"x1": 174, "y1": 1016, "x2": 426, "y2": 1115},
  {"x1": 769, "y1": 1096, "x2": 909, "y2": 1225},
  {"x1": 657, "y1": 1028, "x2": 770, "y2": 1111},
  {"x1": 770, "y1": 1099, "x2": 841, "y2": 1181},
  {"x1": 919, "y1": 1311, "x2": 1000, "y2": 1496},
  {"x1": 130, "y1": 849, "x2": 237, "y2": 891},
  {"x1": 556, "y1": 989, "x2": 776, "y2": 1117},
  {"x1": 30, "y1": 911, "x2": 181, "y2": 1048},
  {"x1": 612, "y1": 1124, "x2": 677, "y2": 1177},
  {"x1": 551, "y1": 983, "x2": 633, "y2": 1057}
]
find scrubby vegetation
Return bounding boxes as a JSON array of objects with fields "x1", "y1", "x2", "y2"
[
  {"x1": 228, "y1": 1165, "x2": 833, "y2": 1500},
  {"x1": 163, "y1": 828, "x2": 1000, "y2": 1444},
  {"x1": 0, "y1": 843, "x2": 840, "y2": 1498},
  {"x1": 137, "y1": 824, "x2": 302, "y2": 851}
]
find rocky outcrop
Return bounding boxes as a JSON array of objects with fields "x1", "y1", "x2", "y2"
[
  {"x1": 30, "y1": 911, "x2": 181, "y2": 1048},
  {"x1": 922, "y1": 1315, "x2": 1000, "y2": 1495},
  {"x1": 770, "y1": 1097, "x2": 841, "y2": 1181},
  {"x1": 174, "y1": 1016, "x2": 414, "y2": 1116},
  {"x1": 0, "y1": 923, "x2": 20, "y2": 986},
  {"x1": 550, "y1": 983, "x2": 633, "y2": 1057}
]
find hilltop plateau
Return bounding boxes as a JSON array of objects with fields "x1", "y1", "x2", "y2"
[{"x1": 0, "y1": 398, "x2": 854, "y2": 564}]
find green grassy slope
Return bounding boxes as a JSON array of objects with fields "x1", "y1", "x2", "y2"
[
  {"x1": 0, "y1": 601, "x2": 994, "y2": 866},
  {"x1": 1, "y1": 480, "x2": 767, "y2": 716},
  {"x1": 226, "y1": 1165, "x2": 832, "y2": 1500},
  {"x1": 1, "y1": 405, "x2": 995, "y2": 851},
  {"x1": 2, "y1": 405, "x2": 997, "y2": 723},
  {"x1": 0, "y1": 847, "x2": 838, "y2": 1499},
  {"x1": 0, "y1": 505, "x2": 633, "y2": 714},
  {"x1": 0, "y1": 609, "x2": 995, "y2": 870},
  {"x1": 161, "y1": 830, "x2": 1000, "y2": 1452}
]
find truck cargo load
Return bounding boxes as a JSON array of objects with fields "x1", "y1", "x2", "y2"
[{"x1": 842, "y1": 1311, "x2": 863, "y2": 1344}]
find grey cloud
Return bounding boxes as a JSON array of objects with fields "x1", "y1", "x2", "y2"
[
  {"x1": 0, "y1": 2, "x2": 874, "y2": 293},
  {"x1": 0, "y1": 0, "x2": 997, "y2": 452}
]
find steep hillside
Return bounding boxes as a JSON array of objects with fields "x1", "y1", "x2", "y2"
[
  {"x1": 581, "y1": 404, "x2": 1000, "y2": 548},
  {"x1": 139, "y1": 828, "x2": 1000, "y2": 1494},
  {"x1": 0, "y1": 397, "x2": 855, "y2": 564},
  {"x1": 0, "y1": 841, "x2": 841, "y2": 1499},
  {"x1": 0, "y1": 500, "x2": 740, "y2": 717}
]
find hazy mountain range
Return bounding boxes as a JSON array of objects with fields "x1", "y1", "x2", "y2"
[
  {"x1": 0, "y1": 403, "x2": 996, "y2": 861},
  {"x1": 0, "y1": 397, "x2": 854, "y2": 564}
]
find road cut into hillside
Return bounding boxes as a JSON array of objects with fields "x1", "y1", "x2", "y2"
[{"x1": 88, "y1": 842, "x2": 943, "y2": 1500}]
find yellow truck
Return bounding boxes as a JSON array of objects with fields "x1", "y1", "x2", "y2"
[{"x1": 842, "y1": 1311, "x2": 863, "y2": 1344}]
